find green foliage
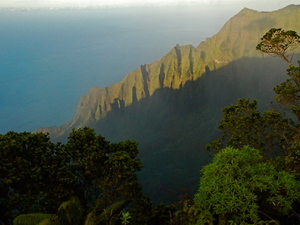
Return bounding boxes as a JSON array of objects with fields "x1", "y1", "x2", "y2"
[
  {"x1": 14, "y1": 198, "x2": 129, "y2": 225},
  {"x1": 0, "y1": 131, "x2": 60, "y2": 218},
  {"x1": 194, "y1": 146, "x2": 300, "y2": 224},
  {"x1": 206, "y1": 98, "x2": 293, "y2": 159},
  {"x1": 13, "y1": 213, "x2": 53, "y2": 225},
  {"x1": 37, "y1": 219, "x2": 58, "y2": 225},
  {"x1": 209, "y1": 29, "x2": 300, "y2": 176},
  {"x1": 256, "y1": 28, "x2": 300, "y2": 66},
  {"x1": 60, "y1": 127, "x2": 110, "y2": 208},
  {"x1": 173, "y1": 200, "x2": 202, "y2": 225},
  {"x1": 61, "y1": 128, "x2": 144, "y2": 208},
  {"x1": 208, "y1": 29, "x2": 300, "y2": 176},
  {"x1": 121, "y1": 211, "x2": 131, "y2": 225},
  {"x1": 98, "y1": 140, "x2": 143, "y2": 204},
  {"x1": 84, "y1": 199, "x2": 128, "y2": 225},
  {"x1": 1, "y1": 127, "x2": 147, "y2": 224},
  {"x1": 203, "y1": 28, "x2": 300, "y2": 224},
  {"x1": 274, "y1": 62, "x2": 300, "y2": 122},
  {"x1": 54, "y1": 196, "x2": 82, "y2": 225},
  {"x1": 126, "y1": 195, "x2": 153, "y2": 225}
]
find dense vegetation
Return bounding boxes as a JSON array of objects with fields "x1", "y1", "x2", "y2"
[
  {"x1": 196, "y1": 28, "x2": 300, "y2": 224},
  {"x1": 1, "y1": 28, "x2": 300, "y2": 224},
  {"x1": 0, "y1": 128, "x2": 153, "y2": 224}
]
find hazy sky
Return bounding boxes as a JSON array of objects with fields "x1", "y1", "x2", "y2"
[{"x1": 1, "y1": 0, "x2": 299, "y2": 9}]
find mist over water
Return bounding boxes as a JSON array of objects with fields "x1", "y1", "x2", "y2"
[{"x1": 0, "y1": 4, "x2": 281, "y2": 134}]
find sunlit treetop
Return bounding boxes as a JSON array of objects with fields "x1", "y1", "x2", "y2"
[{"x1": 256, "y1": 28, "x2": 300, "y2": 66}]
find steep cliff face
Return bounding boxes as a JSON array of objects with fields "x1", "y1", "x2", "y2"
[
  {"x1": 40, "y1": 5, "x2": 300, "y2": 141},
  {"x1": 37, "y1": 5, "x2": 300, "y2": 203}
]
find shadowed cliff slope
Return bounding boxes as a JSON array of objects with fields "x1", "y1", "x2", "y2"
[{"x1": 37, "y1": 5, "x2": 300, "y2": 203}]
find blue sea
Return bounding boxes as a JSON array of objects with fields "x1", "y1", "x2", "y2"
[{"x1": 0, "y1": 4, "x2": 249, "y2": 134}]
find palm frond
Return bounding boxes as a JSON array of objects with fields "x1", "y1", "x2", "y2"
[
  {"x1": 13, "y1": 213, "x2": 53, "y2": 225},
  {"x1": 56, "y1": 196, "x2": 82, "y2": 225},
  {"x1": 37, "y1": 218, "x2": 59, "y2": 225},
  {"x1": 85, "y1": 200, "x2": 128, "y2": 225},
  {"x1": 84, "y1": 212, "x2": 98, "y2": 225}
]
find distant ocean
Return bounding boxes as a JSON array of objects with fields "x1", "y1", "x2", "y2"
[{"x1": 0, "y1": 5, "x2": 237, "y2": 134}]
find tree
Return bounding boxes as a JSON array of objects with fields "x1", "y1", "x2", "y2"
[
  {"x1": 194, "y1": 146, "x2": 300, "y2": 224},
  {"x1": 97, "y1": 140, "x2": 144, "y2": 204},
  {"x1": 256, "y1": 28, "x2": 300, "y2": 66},
  {"x1": 258, "y1": 29, "x2": 300, "y2": 176},
  {"x1": 62, "y1": 128, "x2": 144, "y2": 210},
  {"x1": 273, "y1": 63, "x2": 300, "y2": 122},
  {"x1": 0, "y1": 131, "x2": 60, "y2": 223},
  {"x1": 257, "y1": 28, "x2": 300, "y2": 123},
  {"x1": 60, "y1": 127, "x2": 110, "y2": 209},
  {"x1": 208, "y1": 29, "x2": 300, "y2": 174},
  {"x1": 206, "y1": 98, "x2": 294, "y2": 159},
  {"x1": 203, "y1": 29, "x2": 300, "y2": 224},
  {"x1": 1, "y1": 128, "x2": 149, "y2": 224},
  {"x1": 256, "y1": 28, "x2": 300, "y2": 122}
]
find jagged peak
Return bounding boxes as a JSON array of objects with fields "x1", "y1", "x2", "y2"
[
  {"x1": 174, "y1": 43, "x2": 194, "y2": 49},
  {"x1": 231, "y1": 7, "x2": 264, "y2": 18},
  {"x1": 239, "y1": 7, "x2": 258, "y2": 13}
]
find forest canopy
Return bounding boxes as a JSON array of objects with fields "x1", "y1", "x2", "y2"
[
  {"x1": 0, "y1": 128, "x2": 151, "y2": 225},
  {"x1": 200, "y1": 28, "x2": 300, "y2": 224}
]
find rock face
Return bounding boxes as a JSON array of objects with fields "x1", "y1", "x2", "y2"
[{"x1": 37, "y1": 5, "x2": 300, "y2": 203}]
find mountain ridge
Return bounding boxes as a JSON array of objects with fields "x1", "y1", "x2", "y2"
[
  {"x1": 36, "y1": 5, "x2": 300, "y2": 203},
  {"x1": 38, "y1": 5, "x2": 300, "y2": 139}
]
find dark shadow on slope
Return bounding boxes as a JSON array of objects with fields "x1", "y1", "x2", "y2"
[{"x1": 91, "y1": 55, "x2": 291, "y2": 204}]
